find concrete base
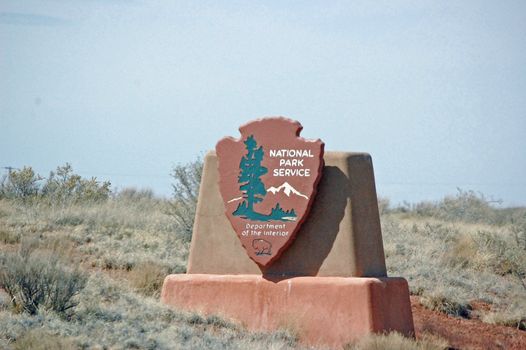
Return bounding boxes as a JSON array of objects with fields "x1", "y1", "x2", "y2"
[{"x1": 161, "y1": 275, "x2": 414, "y2": 348}]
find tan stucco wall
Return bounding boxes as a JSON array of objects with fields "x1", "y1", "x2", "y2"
[{"x1": 187, "y1": 151, "x2": 387, "y2": 277}]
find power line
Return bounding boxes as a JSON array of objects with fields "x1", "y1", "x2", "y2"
[
  {"x1": 76, "y1": 172, "x2": 171, "y2": 178},
  {"x1": 2, "y1": 167, "x2": 524, "y2": 186},
  {"x1": 377, "y1": 182, "x2": 526, "y2": 186}
]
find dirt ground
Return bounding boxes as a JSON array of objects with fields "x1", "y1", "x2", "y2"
[{"x1": 412, "y1": 296, "x2": 526, "y2": 350}]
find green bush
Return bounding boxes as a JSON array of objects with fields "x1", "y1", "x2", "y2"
[
  {"x1": 0, "y1": 167, "x2": 43, "y2": 201},
  {"x1": 0, "y1": 164, "x2": 111, "y2": 205},
  {"x1": 377, "y1": 196, "x2": 391, "y2": 215},
  {"x1": 169, "y1": 159, "x2": 203, "y2": 242},
  {"x1": 42, "y1": 163, "x2": 111, "y2": 205},
  {"x1": 437, "y1": 189, "x2": 496, "y2": 223},
  {"x1": 482, "y1": 311, "x2": 526, "y2": 331},
  {"x1": 420, "y1": 294, "x2": 472, "y2": 318},
  {"x1": 391, "y1": 189, "x2": 521, "y2": 225},
  {"x1": 0, "y1": 247, "x2": 87, "y2": 316},
  {"x1": 445, "y1": 228, "x2": 526, "y2": 289},
  {"x1": 116, "y1": 187, "x2": 155, "y2": 201}
]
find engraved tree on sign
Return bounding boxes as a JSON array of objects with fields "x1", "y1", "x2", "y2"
[
  {"x1": 232, "y1": 135, "x2": 296, "y2": 222},
  {"x1": 240, "y1": 135, "x2": 267, "y2": 212}
]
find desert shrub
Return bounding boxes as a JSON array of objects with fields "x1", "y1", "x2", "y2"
[
  {"x1": 420, "y1": 294, "x2": 472, "y2": 318},
  {"x1": 0, "y1": 164, "x2": 110, "y2": 205},
  {"x1": 13, "y1": 329, "x2": 77, "y2": 350},
  {"x1": 41, "y1": 163, "x2": 111, "y2": 205},
  {"x1": 437, "y1": 189, "x2": 497, "y2": 223},
  {"x1": 0, "y1": 248, "x2": 87, "y2": 316},
  {"x1": 393, "y1": 189, "x2": 508, "y2": 225},
  {"x1": 510, "y1": 221, "x2": 526, "y2": 290},
  {"x1": 511, "y1": 220, "x2": 526, "y2": 252},
  {"x1": 346, "y1": 331, "x2": 449, "y2": 350},
  {"x1": 482, "y1": 311, "x2": 526, "y2": 330},
  {"x1": 0, "y1": 167, "x2": 43, "y2": 202},
  {"x1": 0, "y1": 227, "x2": 20, "y2": 244},
  {"x1": 116, "y1": 187, "x2": 155, "y2": 201},
  {"x1": 445, "y1": 229, "x2": 526, "y2": 288},
  {"x1": 377, "y1": 196, "x2": 390, "y2": 215},
  {"x1": 474, "y1": 230, "x2": 518, "y2": 275},
  {"x1": 169, "y1": 159, "x2": 203, "y2": 242}
]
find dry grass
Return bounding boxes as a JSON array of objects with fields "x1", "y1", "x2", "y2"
[
  {"x1": 346, "y1": 332, "x2": 449, "y2": 350},
  {"x1": 12, "y1": 329, "x2": 76, "y2": 350},
  {"x1": 0, "y1": 271, "x2": 300, "y2": 349},
  {"x1": 1, "y1": 181, "x2": 525, "y2": 348},
  {"x1": 0, "y1": 197, "x2": 301, "y2": 350},
  {"x1": 128, "y1": 261, "x2": 168, "y2": 297},
  {"x1": 0, "y1": 197, "x2": 188, "y2": 274},
  {"x1": 482, "y1": 310, "x2": 526, "y2": 330},
  {"x1": 383, "y1": 191, "x2": 526, "y2": 325}
]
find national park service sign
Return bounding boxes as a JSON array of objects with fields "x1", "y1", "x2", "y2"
[{"x1": 216, "y1": 117, "x2": 324, "y2": 266}]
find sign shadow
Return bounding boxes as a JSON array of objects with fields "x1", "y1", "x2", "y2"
[{"x1": 261, "y1": 165, "x2": 348, "y2": 280}]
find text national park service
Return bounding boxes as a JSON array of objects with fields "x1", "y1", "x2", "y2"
[{"x1": 269, "y1": 148, "x2": 314, "y2": 177}]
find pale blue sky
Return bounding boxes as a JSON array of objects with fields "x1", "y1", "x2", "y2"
[{"x1": 1, "y1": 1, "x2": 525, "y2": 205}]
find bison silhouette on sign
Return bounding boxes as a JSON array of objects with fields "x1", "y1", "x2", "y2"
[{"x1": 252, "y1": 239, "x2": 272, "y2": 256}]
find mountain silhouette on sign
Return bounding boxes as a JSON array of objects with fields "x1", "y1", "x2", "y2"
[{"x1": 266, "y1": 182, "x2": 309, "y2": 199}]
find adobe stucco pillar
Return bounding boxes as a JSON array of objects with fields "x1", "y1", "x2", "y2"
[
  {"x1": 187, "y1": 151, "x2": 387, "y2": 277},
  {"x1": 161, "y1": 150, "x2": 414, "y2": 348}
]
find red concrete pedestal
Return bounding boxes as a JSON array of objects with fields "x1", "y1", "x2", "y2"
[{"x1": 161, "y1": 274, "x2": 414, "y2": 348}]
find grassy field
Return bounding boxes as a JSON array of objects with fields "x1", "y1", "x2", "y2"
[
  {"x1": 381, "y1": 191, "x2": 526, "y2": 329},
  {"x1": 0, "y1": 196, "x2": 300, "y2": 350},
  {"x1": 0, "y1": 165, "x2": 524, "y2": 349}
]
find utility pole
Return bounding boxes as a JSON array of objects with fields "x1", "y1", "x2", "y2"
[{"x1": 2, "y1": 166, "x2": 17, "y2": 176}]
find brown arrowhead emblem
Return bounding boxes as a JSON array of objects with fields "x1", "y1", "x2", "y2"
[{"x1": 216, "y1": 117, "x2": 324, "y2": 266}]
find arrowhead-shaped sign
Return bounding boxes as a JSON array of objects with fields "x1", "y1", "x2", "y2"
[{"x1": 216, "y1": 117, "x2": 324, "y2": 266}]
